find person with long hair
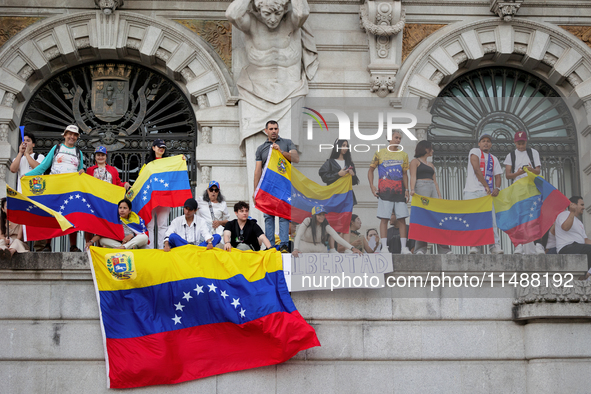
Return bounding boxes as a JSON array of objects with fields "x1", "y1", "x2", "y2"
[
  {"x1": 348, "y1": 214, "x2": 373, "y2": 253},
  {"x1": 409, "y1": 140, "x2": 452, "y2": 254},
  {"x1": 319, "y1": 139, "x2": 359, "y2": 251},
  {"x1": 197, "y1": 181, "x2": 230, "y2": 246},
  {"x1": 86, "y1": 199, "x2": 149, "y2": 250},
  {"x1": 144, "y1": 139, "x2": 172, "y2": 249},
  {"x1": 292, "y1": 206, "x2": 362, "y2": 256},
  {"x1": 0, "y1": 198, "x2": 29, "y2": 259}
]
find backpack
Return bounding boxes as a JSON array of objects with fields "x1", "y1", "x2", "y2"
[
  {"x1": 510, "y1": 148, "x2": 535, "y2": 174},
  {"x1": 44, "y1": 144, "x2": 81, "y2": 175}
]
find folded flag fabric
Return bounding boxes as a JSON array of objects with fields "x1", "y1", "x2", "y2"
[
  {"x1": 121, "y1": 211, "x2": 148, "y2": 236},
  {"x1": 254, "y1": 149, "x2": 354, "y2": 233},
  {"x1": 125, "y1": 155, "x2": 192, "y2": 224},
  {"x1": 254, "y1": 148, "x2": 292, "y2": 220},
  {"x1": 20, "y1": 173, "x2": 125, "y2": 241},
  {"x1": 494, "y1": 167, "x2": 570, "y2": 246},
  {"x1": 6, "y1": 186, "x2": 73, "y2": 231},
  {"x1": 89, "y1": 246, "x2": 320, "y2": 389},
  {"x1": 408, "y1": 194, "x2": 495, "y2": 246}
]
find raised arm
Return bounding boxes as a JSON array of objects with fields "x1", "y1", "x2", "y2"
[
  {"x1": 290, "y1": 0, "x2": 310, "y2": 28},
  {"x1": 226, "y1": 0, "x2": 253, "y2": 33}
]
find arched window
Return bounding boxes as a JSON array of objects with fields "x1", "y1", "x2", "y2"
[
  {"x1": 428, "y1": 67, "x2": 579, "y2": 200},
  {"x1": 22, "y1": 62, "x2": 198, "y2": 186}
]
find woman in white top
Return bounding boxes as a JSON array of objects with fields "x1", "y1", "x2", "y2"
[
  {"x1": 196, "y1": 181, "x2": 230, "y2": 245},
  {"x1": 292, "y1": 206, "x2": 362, "y2": 257}
]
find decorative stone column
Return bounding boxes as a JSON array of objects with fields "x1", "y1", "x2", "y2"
[
  {"x1": 200, "y1": 126, "x2": 212, "y2": 145},
  {"x1": 359, "y1": 0, "x2": 405, "y2": 97}
]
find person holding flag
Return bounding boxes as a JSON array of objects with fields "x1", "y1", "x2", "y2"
[
  {"x1": 0, "y1": 198, "x2": 29, "y2": 259},
  {"x1": 464, "y1": 133, "x2": 504, "y2": 254},
  {"x1": 25, "y1": 124, "x2": 85, "y2": 252},
  {"x1": 86, "y1": 199, "x2": 148, "y2": 250},
  {"x1": 292, "y1": 206, "x2": 361, "y2": 256},
  {"x1": 9, "y1": 131, "x2": 48, "y2": 251},
  {"x1": 503, "y1": 131, "x2": 544, "y2": 254},
  {"x1": 253, "y1": 120, "x2": 299, "y2": 252}
]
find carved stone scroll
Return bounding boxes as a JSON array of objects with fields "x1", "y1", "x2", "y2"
[{"x1": 359, "y1": 1, "x2": 405, "y2": 97}]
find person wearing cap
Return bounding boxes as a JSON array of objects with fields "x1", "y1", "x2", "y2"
[
  {"x1": 26, "y1": 124, "x2": 85, "y2": 252},
  {"x1": 223, "y1": 201, "x2": 272, "y2": 251},
  {"x1": 26, "y1": 125, "x2": 84, "y2": 177},
  {"x1": 504, "y1": 131, "x2": 544, "y2": 254},
  {"x1": 86, "y1": 146, "x2": 131, "y2": 189},
  {"x1": 84, "y1": 146, "x2": 132, "y2": 248},
  {"x1": 144, "y1": 138, "x2": 170, "y2": 249},
  {"x1": 464, "y1": 133, "x2": 504, "y2": 254},
  {"x1": 197, "y1": 181, "x2": 230, "y2": 246},
  {"x1": 292, "y1": 206, "x2": 362, "y2": 257},
  {"x1": 162, "y1": 198, "x2": 220, "y2": 251},
  {"x1": 253, "y1": 120, "x2": 299, "y2": 252}
]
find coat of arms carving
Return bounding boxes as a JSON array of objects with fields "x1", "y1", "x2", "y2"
[{"x1": 90, "y1": 64, "x2": 132, "y2": 122}]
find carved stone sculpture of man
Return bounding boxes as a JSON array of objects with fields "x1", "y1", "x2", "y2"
[{"x1": 226, "y1": 0, "x2": 318, "y2": 147}]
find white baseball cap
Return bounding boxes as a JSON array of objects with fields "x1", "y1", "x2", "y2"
[{"x1": 62, "y1": 125, "x2": 79, "y2": 136}]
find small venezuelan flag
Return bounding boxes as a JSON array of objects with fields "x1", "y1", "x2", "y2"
[
  {"x1": 6, "y1": 186, "x2": 73, "y2": 231},
  {"x1": 20, "y1": 173, "x2": 125, "y2": 241},
  {"x1": 409, "y1": 194, "x2": 495, "y2": 246},
  {"x1": 254, "y1": 149, "x2": 354, "y2": 233},
  {"x1": 89, "y1": 246, "x2": 320, "y2": 388},
  {"x1": 126, "y1": 155, "x2": 193, "y2": 224},
  {"x1": 494, "y1": 168, "x2": 569, "y2": 246}
]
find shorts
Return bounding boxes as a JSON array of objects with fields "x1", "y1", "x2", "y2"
[{"x1": 377, "y1": 198, "x2": 408, "y2": 220}]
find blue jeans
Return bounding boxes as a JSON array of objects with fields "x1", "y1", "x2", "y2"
[
  {"x1": 264, "y1": 214, "x2": 289, "y2": 248},
  {"x1": 168, "y1": 233, "x2": 221, "y2": 249}
]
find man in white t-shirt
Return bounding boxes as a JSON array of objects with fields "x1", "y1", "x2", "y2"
[
  {"x1": 9, "y1": 132, "x2": 48, "y2": 251},
  {"x1": 555, "y1": 196, "x2": 591, "y2": 277},
  {"x1": 504, "y1": 131, "x2": 544, "y2": 255},
  {"x1": 464, "y1": 133, "x2": 504, "y2": 254}
]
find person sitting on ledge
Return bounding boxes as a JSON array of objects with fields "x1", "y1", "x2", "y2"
[
  {"x1": 163, "y1": 198, "x2": 220, "y2": 252},
  {"x1": 555, "y1": 196, "x2": 591, "y2": 279},
  {"x1": 87, "y1": 199, "x2": 148, "y2": 250},
  {"x1": 223, "y1": 201, "x2": 272, "y2": 251},
  {"x1": 0, "y1": 198, "x2": 29, "y2": 259},
  {"x1": 292, "y1": 206, "x2": 362, "y2": 257}
]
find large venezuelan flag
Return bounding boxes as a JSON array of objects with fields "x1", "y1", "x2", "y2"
[
  {"x1": 254, "y1": 149, "x2": 354, "y2": 233},
  {"x1": 6, "y1": 186, "x2": 73, "y2": 231},
  {"x1": 408, "y1": 194, "x2": 495, "y2": 246},
  {"x1": 20, "y1": 173, "x2": 125, "y2": 241},
  {"x1": 126, "y1": 155, "x2": 192, "y2": 224},
  {"x1": 89, "y1": 246, "x2": 320, "y2": 389},
  {"x1": 494, "y1": 168, "x2": 569, "y2": 246}
]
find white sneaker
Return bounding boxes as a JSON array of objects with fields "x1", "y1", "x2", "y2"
[
  {"x1": 490, "y1": 245, "x2": 504, "y2": 254},
  {"x1": 469, "y1": 247, "x2": 479, "y2": 254},
  {"x1": 514, "y1": 244, "x2": 523, "y2": 254},
  {"x1": 401, "y1": 246, "x2": 412, "y2": 255},
  {"x1": 415, "y1": 249, "x2": 425, "y2": 255},
  {"x1": 445, "y1": 250, "x2": 454, "y2": 255},
  {"x1": 535, "y1": 243, "x2": 546, "y2": 255}
]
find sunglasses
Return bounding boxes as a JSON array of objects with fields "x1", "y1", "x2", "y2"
[{"x1": 209, "y1": 187, "x2": 219, "y2": 192}]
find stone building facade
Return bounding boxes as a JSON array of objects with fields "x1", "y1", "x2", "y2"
[{"x1": 1, "y1": 1, "x2": 591, "y2": 393}]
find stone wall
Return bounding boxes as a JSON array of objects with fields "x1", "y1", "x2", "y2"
[{"x1": 1, "y1": 253, "x2": 590, "y2": 393}]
